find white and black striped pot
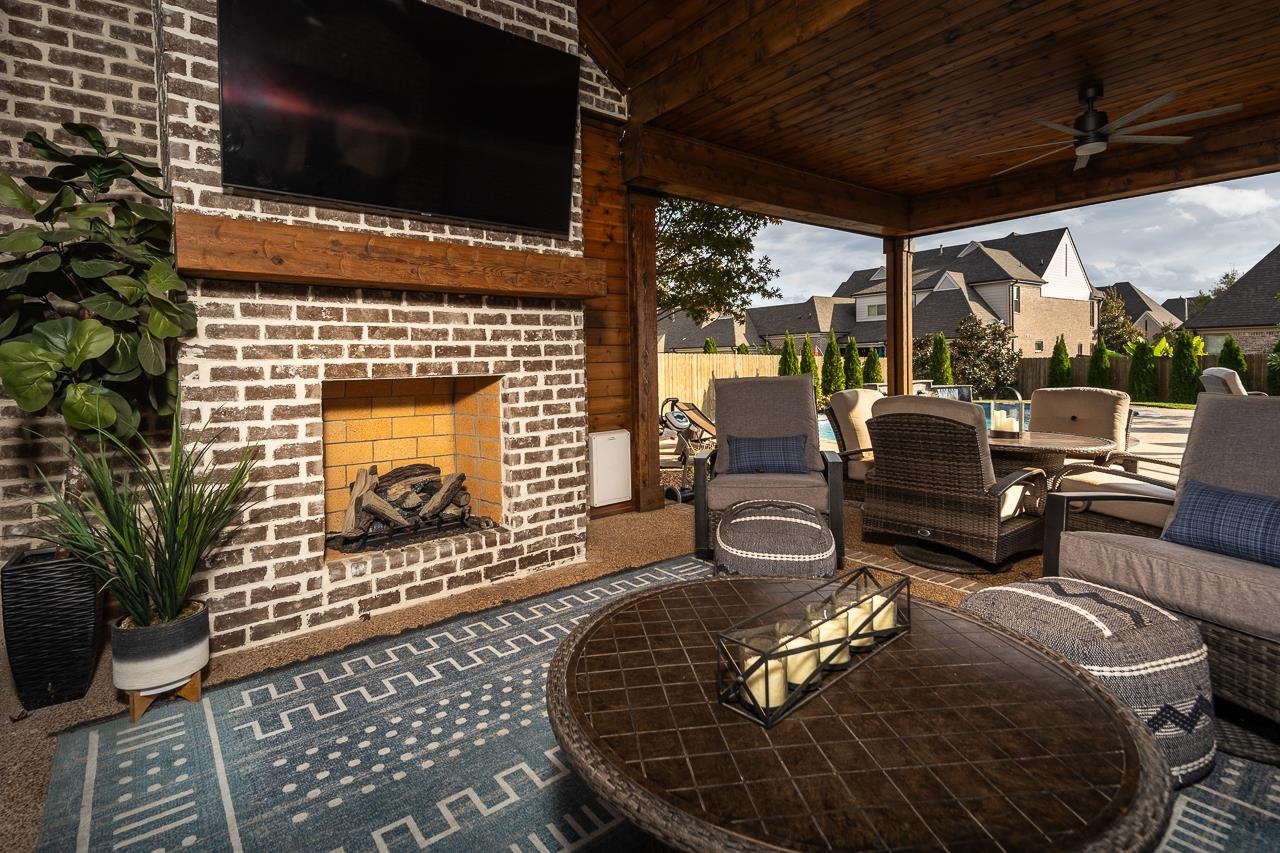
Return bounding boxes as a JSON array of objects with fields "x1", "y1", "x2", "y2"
[{"x1": 111, "y1": 601, "x2": 210, "y2": 693}]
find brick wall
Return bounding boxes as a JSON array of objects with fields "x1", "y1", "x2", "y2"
[
  {"x1": 1013, "y1": 288, "x2": 1096, "y2": 358},
  {"x1": 1195, "y1": 326, "x2": 1280, "y2": 355},
  {"x1": 179, "y1": 282, "x2": 588, "y2": 653}
]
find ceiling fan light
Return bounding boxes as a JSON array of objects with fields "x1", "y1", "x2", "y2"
[{"x1": 1075, "y1": 139, "x2": 1107, "y2": 156}]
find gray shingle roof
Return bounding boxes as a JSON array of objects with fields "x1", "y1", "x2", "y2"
[
  {"x1": 1161, "y1": 296, "x2": 1196, "y2": 322},
  {"x1": 1098, "y1": 281, "x2": 1181, "y2": 328},
  {"x1": 657, "y1": 310, "x2": 757, "y2": 350},
  {"x1": 1184, "y1": 243, "x2": 1280, "y2": 329},
  {"x1": 745, "y1": 297, "x2": 855, "y2": 340}
]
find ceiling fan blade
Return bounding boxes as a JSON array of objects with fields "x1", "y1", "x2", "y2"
[
  {"x1": 1033, "y1": 119, "x2": 1080, "y2": 136},
  {"x1": 1118, "y1": 103, "x2": 1244, "y2": 135},
  {"x1": 995, "y1": 143, "x2": 1074, "y2": 176},
  {"x1": 1073, "y1": 154, "x2": 1091, "y2": 172},
  {"x1": 976, "y1": 141, "x2": 1072, "y2": 156},
  {"x1": 1109, "y1": 134, "x2": 1192, "y2": 144},
  {"x1": 1098, "y1": 91, "x2": 1181, "y2": 133}
]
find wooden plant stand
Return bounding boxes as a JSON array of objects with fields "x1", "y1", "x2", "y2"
[{"x1": 126, "y1": 671, "x2": 201, "y2": 722}]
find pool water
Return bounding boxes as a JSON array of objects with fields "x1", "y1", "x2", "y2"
[{"x1": 818, "y1": 401, "x2": 1031, "y2": 444}]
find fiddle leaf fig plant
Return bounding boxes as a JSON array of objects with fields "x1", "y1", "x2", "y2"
[{"x1": 0, "y1": 122, "x2": 194, "y2": 437}]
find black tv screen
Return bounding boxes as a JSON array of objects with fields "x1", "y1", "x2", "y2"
[{"x1": 217, "y1": 0, "x2": 580, "y2": 235}]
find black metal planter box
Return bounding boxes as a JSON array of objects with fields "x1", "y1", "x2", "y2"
[{"x1": 2, "y1": 548, "x2": 101, "y2": 710}]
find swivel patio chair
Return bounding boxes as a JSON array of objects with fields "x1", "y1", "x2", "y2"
[
  {"x1": 693, "y1": 375, "x2": 843, "y2": 561},
  {"x1": 1199, "y1": 366, "x2": 1267, "y2": 396},
  {"x1": 825, "y1": 388, "x2": 882, "y2": 501},
  {"x1": 863, "y1": 396, "x2": 1046, "y2": 570}
]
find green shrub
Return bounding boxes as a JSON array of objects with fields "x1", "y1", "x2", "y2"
[
  {"x1": 702, "y1": 337, "x2": 718, "y2": 354},
  {"x1": 864, "y1": 349, "x2": 883, "y2": 383},
  {"x1": 1086, "y1": 343, "x2": 1112, "y2": 388},
  {"x1": 737, "y1": 342, "x2": 749, "y2": 355},
  {"x1": 799, "y1": 334, "x2": 820, "y2": 396},
  {"x1": 820, "y1": 330, "x2": 845, "y2": 396},
  {"x1": 1169, "y1": 330, "x2": 1201, "y2": 404},
  {"x1": 778, "y1": 332, "x2": 799, "y2": 375},
  {"x1": 929, "y1": 333, "x2": 954, "y2": 385},
  {"x1": 1127, "y1": 339, "x2": 1158, "y2": 401},
  {"x1": 843, "y1": 338, "x2": 863, "y2": 388},
  {"x1": 1268, "y1": 337, "x2": 1280, "y2": 396},
  {"x1": 1048, "y1": 335, "x2": 1073, "y2": 386},
  {"x1": 1217, "y1": 335, "x2": 1247, "y2": 384}
]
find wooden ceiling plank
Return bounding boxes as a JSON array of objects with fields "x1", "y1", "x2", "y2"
[
  {"x1": 579, "y1": 15, "x2": 629, "y2": 89},
  {"x1": 908, "y1": 109, "x2": 1280, "y2": 233},
  {"x1": 625, "y1": 0, "x2": 771, "y2": 86},
  {"x1": 629, "y1": 0, "x2": 876, "y2": 124},
  {"x1": 623, "y1": 125, "x2": 909, "y2": 235}
]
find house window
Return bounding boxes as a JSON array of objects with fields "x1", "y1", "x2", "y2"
[
  {"x1": 1011, "y1": 285, "x2": 1021, "y2": 313},
  {"x1": 1034, "y1": 340, "x2": 1044, "y2": 353},
  {"x1": 1078, "y1": 343, "x2": 1084, "y2": 356},
  {"x1": 867, "y1": 303, "x2": 886, "y2": 317},
  {"x1": 1090, "y1": 301, "x2": 1097, "y2": 327}
]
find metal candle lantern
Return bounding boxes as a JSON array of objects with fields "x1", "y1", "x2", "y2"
[{"x1": 990, "y1": 386, "x2": 1025, "y2": 439}]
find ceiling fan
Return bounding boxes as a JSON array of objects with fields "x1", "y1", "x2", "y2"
[{"x1": 982, "y1": 83, "x2": 1242, "y2": 175}]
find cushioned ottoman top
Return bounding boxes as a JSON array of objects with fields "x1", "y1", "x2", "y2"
[{"x1": 714, "y1": 499, "x2": 836, "y2": 578}]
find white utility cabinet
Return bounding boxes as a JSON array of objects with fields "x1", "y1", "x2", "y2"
[{"x1": 587, "y1": 429, "x2": 631, "y2": 507}]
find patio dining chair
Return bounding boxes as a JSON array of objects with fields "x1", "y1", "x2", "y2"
[
  {"x1": 825, "y1": 388, "x2": 883, "y2": 501},
  {"x1": 1199, "y1": 366, "x2": 1267, "y2": 396},
  {"x1": 863, "y1": 395, "x2": 1046, "y2": 569},
  {"x1": 693, "y1": 375, "x2": 843, "y2": 560}
]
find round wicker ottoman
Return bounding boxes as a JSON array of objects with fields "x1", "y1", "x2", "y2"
[
  {"x1": 713, "y1": 499, "x2": 837, "y2": 578},
  {"x1": 961, "y1": 577, "x2": 1217, "y2": 788}
]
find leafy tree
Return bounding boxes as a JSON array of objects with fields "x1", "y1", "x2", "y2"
[
  {"x1": 737, "y1": 342, "x2": 749, "y2": 355},
  {"x1": 843, "y1": 338, "x2": 863, "y2": 388},
  {"x1": 1268, "y1": 336, "x2": 1280, "y2": 396},
  {"x1": 1152, "y1": 336, "x2": 1173, "y2": 358},
  {"x1": 911, "y1": 333, "x2": 933, "y2": 379},
  {"x1": 929, "y1": 333, "x2": 954, "y2": 385},
  {"x1": 1127, "y1": 339, "x2": 1158, "y2": 401},
  {"x1": 1086, "y1": 342, "x2": 1112, "y2": 388},
  {"x1": 777, "y1": 332, "x2": 799, "y2": 376},
  {"x1": 1217, "y1": 334, "x2": 1247, "y2": 383},
  {"x1": 799, "y1": 333, "x2": 820, "y2": 396},
  {"x1": 820, "y1": 331, "x2": 845, "y2": 396},
  {"x1": 656, "y1": 198, "x2": 782, "y2": 323},
  {"x1": 1097, "y1": 290, "x2": 1144, "y2": 353},
  {"x1": 1188, "y1": 268, "x2": 1238, "y2": 314},
  {"x1": 1169, "y1": 330, "x2": 1201, "y2": 404},
  {"x1": 863, "y1": 348, "x2": 883, "y2": 383},
  {"x1": 950, "y1": 315, "x2": 1021, "y2": 397},
  {"x1": 1048, "y1": 335, "x2": 1073, "y2": 386},
  {"x1": 0, "y1": 123, "x2": 191, "y2": 439},
  {"x1": 702, "y1": 337, "x2": 718, "y2": 354}
]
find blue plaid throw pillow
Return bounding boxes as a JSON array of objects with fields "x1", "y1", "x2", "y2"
[
  {"x1": 725, "y1": 434, "x2": 809, "y2": 474},
  {"x1": 1163, "y1": 479, "x2": 1280, "y2": 568}
]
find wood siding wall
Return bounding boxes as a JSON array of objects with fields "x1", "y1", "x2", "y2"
[{"x1": 658, "y1": 353, "x2": 783, "y2": 420}]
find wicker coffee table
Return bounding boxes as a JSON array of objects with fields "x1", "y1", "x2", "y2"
[{"x1": 547, "y1": 576, "x2": 1171, "y2": 852}]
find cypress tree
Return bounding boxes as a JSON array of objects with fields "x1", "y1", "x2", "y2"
[
  {"x1": 821, "y1": 331, "x2": 846, "y2": 396},
  {"x1": 1217, "y1": 335, "x2": 1248, "y2": 384},
  {"x1": 929, "y1": 333, "x2": 954, "y2": 385},
  {"x1": 1086, "y1": 342, "x2": 1112, "y2": 388},
  {"x1": 702, "y1": 337, "x2": 718, "y2": 354},
  {"x1": 778, "y1": 332, "x2": 799, "y2": 376},
  {"x1": 1048, "y1": 335, "x2": 1073, "y2": 387},
  {"x1": 1127, "y1": 339, "x2": 1158, "y2": 402},
  {"x1": 1268, "y1": 336, "x2": 1280, "y2": 396},
  {"x1": 799, "y1": 333, "x2": 820, "y2": 396},
  {"x1": 1169, "y1": 330, "x2": 1201, "y2": 404},
  {"x1": 737, "y1": 342, "x2": 749, "y2": 355},
  {"x1": 843, "y1": 338, "x2": 863, "y2": 388},
  {"x1": 864, "y1": 348, "x2": 884, "y2": 383}
]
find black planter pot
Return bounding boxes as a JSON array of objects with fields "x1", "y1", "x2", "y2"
[
  {"x1": 2, "y1": 547, "x2": 101, "y2": 710},
  {"x1": 111, "y1": 601, "x2": 210, "y2": 693}
]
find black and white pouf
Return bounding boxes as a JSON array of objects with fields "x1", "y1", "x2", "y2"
[
  {"x1": 961, "y1": 577, "x2": 1216, "y2": 788},
  {"x1": 714, "y1": 499, "x2": 837, "y2": 578}
]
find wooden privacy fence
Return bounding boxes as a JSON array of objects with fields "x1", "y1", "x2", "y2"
[
  {"x1": 658, "y1": 353, "x2": 778, "y2": 420},
  {"x1": 1017, "y1": 353, "x2": 1272, "y2": 399}
]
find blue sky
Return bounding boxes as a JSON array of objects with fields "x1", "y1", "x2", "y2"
[{"x1": 752, "y1": 173, "x2": 1280, "y2": 306}]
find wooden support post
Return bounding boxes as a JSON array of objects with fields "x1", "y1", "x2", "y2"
[
  {"x1": 884, "y1": 236, "x2": 914, "y2": 396},
  {"x1": 628, "y1": 191, "x2": 664, "y2": 512}
]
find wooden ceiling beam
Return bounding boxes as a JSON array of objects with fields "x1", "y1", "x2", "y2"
[
  {"x1": 908, "y1": 110, "x2": 1280, "y2": 235},
  {"x1": 627, "y1": 0, "x2": 875, "y2": 125},
  {"x1": 623, "y1": 125, "x2": 910, "y2": 235}
]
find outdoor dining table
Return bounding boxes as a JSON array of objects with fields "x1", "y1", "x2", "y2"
[{"x1": 987, "y1": 431, "x2": 1115, "y2": 478}]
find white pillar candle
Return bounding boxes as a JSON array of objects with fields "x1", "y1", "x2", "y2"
[
  {"x1": 814, "y1": 617, "x2": 851, "y2": 665},
  {"x1": 743, "y1": 655, "x2": 787, "y2": 710},
  {"x1": 870, "y1": 595, "x2": 896, "y2": 632},
  {"x1": 845, "y1": 601, "x2": 875, "y2": 647},
  {"x1": 780, "y1": 633, "x2": 820, "y2": 686}
]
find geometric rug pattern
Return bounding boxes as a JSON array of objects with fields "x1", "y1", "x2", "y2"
[{"x1": 38, "y1": 555, "x2": 1279, "y2": 851}]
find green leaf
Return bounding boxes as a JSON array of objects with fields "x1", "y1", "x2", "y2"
[
  {"x1": 47, "y1": 164, "x2": 86, "y2": 182},
  {"x1": 0, "y1": 310, "x2": 20, "y2": 339},
  {"x1": 0, "y1": 227, "x2": 45, "y2": 255},
  {"x1": 70, "y1": 258, "x2": 128, "y2": 279},
  {"x1": 0, "y1": 341, "x2": 61, "y2": 410},
  {"x1": 18, "y1": 174, "x2": 65, "y2": 194},
  {"x1": 100, "y1": 388, "x2": 139, "y2": 437},
  {"x1": 0, "y1": 252, "x2": 61, "y2": 290},
  {"x1": 62, "y1": 382, "x2": 117, "y2": 431},
  {"x1": 117, "y1": 152, "x2": 164, "y2": 178},
  {"x1": 34, "y1": 185, "x2": 76, "y2": 223},
  {"x1": 144, "y1": 261, "x2": 185, "y2": 295},
  {"x1": 103, "y1": 274, "x2": 145, "y2": 302},
  {"x1": 23, "y1": 131, "x2": 75, "y2": 163},
  {"x1": 125, "y1": 175, "x2": 170, "y2": 199},
  {"x1": 102, "y1": 331, "x2": 139, "y2": 373},
  {"x1": 121, "y1": 199, "x2": 170, "y2": 222},
  {"x1": 39, "y1": 228, "x2": 91, "y2": 244},
  {"x1": 136, "y1": 330, "x2": 164, "y2": 376},
  {"x1": 61, "y1": 122, "x2": 108, "y2": 155},
  {"x1": 0, "y1": 174, "x2": 38, "y2": 213},
  {"x1": 80, "y1": 292, "x2": 139, "y2": 320},
  {"x1": 146, "y1": 296, "x2": 185, "y2": 338},
  {"x1": 33, "y1": 317, "x2": 115, "y2": 370},
  {"x1": 67, "y1": 202, "x2": 114, "y2": 221}
]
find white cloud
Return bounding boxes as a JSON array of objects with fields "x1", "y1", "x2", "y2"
[{"x1": 1168, "y1": 184, "x2": 1280, "y2": 218}]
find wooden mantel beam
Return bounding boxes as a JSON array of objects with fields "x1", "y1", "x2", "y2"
[
  {"x1": 910, "y1": 109, "x2": 1280, "y2": 235},
  {"x1": 627, "y1": 0, "x2": 875, "y2": 124},
  {"x1": 173, "y1": 212, "x2": 608, "y2": 298},
  {"x1": 623, "y1": 125, "x2": 910, "y2": 235}
]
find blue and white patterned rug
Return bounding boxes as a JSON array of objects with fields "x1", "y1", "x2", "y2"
[{"x1": 39, "y1": 556, "x2": 1279, "y2": 851}]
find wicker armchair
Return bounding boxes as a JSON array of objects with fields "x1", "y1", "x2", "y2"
[
  {"x1": 824, "y1": 388, "x2": 882, "y2": 501},
  {"x1": 693, "y1": 375, "x2": 843, "y2": 561},
  {"x1": 863, "y1": 396, "x2": 1047, "y2": 566},
  {"x1": 1044, "y1": 394, "x2": 1280, "y2": 728},
  {"x1": 1200, "y1": 366, "x2": 1267, "y2": 396}
]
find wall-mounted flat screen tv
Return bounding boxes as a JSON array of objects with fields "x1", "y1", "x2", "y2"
[{"x1": 217, "y1": 0, "x2": 580, "y2": 235}]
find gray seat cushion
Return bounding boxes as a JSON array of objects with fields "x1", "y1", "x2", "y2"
[
  {"x1": 705, "y1": 471, "x2": 830, "y2": 512},
  {"x1": 1059, "y1": 531, "x2": 1280, "y2": 643}
]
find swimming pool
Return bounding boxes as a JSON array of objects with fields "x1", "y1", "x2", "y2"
[{"x1": 818, "y1": 401, "x2": 1031, "y2": 443}]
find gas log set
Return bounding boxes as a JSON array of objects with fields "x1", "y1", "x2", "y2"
[{"x1": 326, "y1": 463, "x2": 495, "y2": 553}]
